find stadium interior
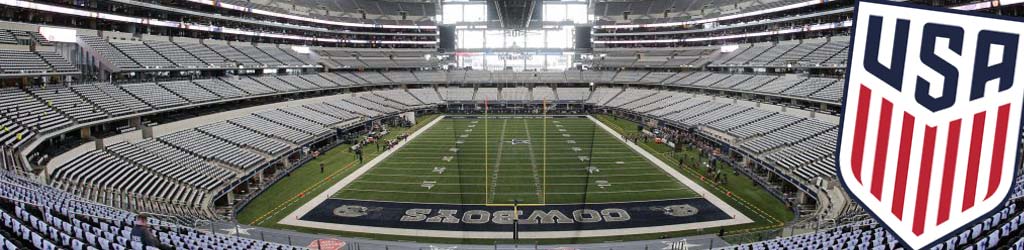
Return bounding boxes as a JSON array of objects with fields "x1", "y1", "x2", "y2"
[{"x1": 0, "y1": 0, "x2": 1023, "y2": 249}]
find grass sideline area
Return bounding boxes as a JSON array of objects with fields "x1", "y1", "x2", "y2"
[
  {"x1": 334, "y1": 116, "x2": 698, "y2": 204},
  {"x1": 593, "y1": 114, "x2": 794, "y2": 236},
  {"x1": 236, "y1": 113, "x2": 794, "y2": 245},
  {"x1": 236, "y1": 114, "x2": 440, "y2": 226}
]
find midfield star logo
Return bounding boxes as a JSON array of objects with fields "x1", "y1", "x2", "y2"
[{"x1": 838, "y1": 0, "x2": 1024, "y2": 249}]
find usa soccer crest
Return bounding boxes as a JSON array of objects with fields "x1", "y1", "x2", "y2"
[{"x1": 838, "y1": 0, "x2": 1024, "y2": 249}]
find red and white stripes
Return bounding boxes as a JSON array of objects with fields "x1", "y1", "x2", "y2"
[{"x1": 843, "y1": 84, "x2": 1015, "y2": 236}]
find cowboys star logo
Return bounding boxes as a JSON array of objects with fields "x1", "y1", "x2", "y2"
[{"x1": 838, "y1": 0, "x2": 1024, "y2": 249}]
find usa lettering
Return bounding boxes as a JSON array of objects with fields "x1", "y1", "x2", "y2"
[{"x1": 863, "y1": 15, "x2": 1019, "y2": 111}]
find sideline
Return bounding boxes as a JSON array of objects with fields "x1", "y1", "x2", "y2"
[
  {"x1": 281, "y1": 115, "x2": 446, "y2": 223},
  {"x1": 586, "y1": 115, "x2": 752, "y2": 224}
]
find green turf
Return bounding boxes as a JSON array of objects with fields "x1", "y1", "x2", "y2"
[
  {"x1": 334, "y1": 116, "x2": 698, "y2": 204},
  {"x1": 236, "y1": 115, "x2": 440, "y2": 226},
  {"x1": 236, "y1": 114, "x2": 795, "y2": 244},
  {"x1": 593, "y1": 114, "x2": 795, "y2": 236}
]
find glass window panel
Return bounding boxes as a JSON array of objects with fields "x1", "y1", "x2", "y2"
[
  {"x1": 544, "y1": 4, "x2": 566, "y2": 22},
  {"x1": 566, "y1": 4, "x2": 589, "y2": 24},
  {"x1": 485, "y1": 30, "x2": 505, "y2": 49},
  {"x1": 442, "y1": 5, "x2": 462, "y2": 24},
  {"x1": 460, "y1": 30, "x2": 484, "y2": 49},
  {"x1": 525, "y1": 30, "x2": 544, "y2": 48},
  {"x1": 457, "y1": 30, "x2": 464, "y2": 48},
  {"x1": 463, "y1": 4, "x2": 487, "y2": 22},
  {"x1": 546, "y1": 28, "x2": 572, "y2": 49}
]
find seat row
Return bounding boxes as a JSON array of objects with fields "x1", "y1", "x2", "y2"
[
  {"x1": 599, "y1": 87, "x2": 841, "y2": 182},
  {"x1": 0, "y1": 50, "x2": 77, "y2": 76},
  {"x1": 81, "y1": 34, "x2": 315, "y2": 71},
  {"x1": 0, "y1": 169, "x2": 305, "y2": 249},
  {"x1": 724, "y1": 203, "x2": 1023, "y2": 250},
  {"x1": 50, "y1": 92, "x2": 419, "y2": 218}
]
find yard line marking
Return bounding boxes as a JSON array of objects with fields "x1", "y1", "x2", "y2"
[
  {"x1": 368, "y1": 165, "x2": 657, "y2": 171},
  {"x1": 522, "y1": 119, "x2": 545, "y2": 203},
  {"x1": 353, "y1": 179, "x2": 680, "y2": 186},
  {"x1": 488, "y1": 119, "x2": 509, "y2": 203},
  {"x1": 279, "y1": 115, "x2": 445, "y2": 225},
  {"x1": 394, "y1": 150, "x2": 636, "y2": 154},
  {"x1": 342, "y1": 187, "x2": 689, "y2": 195},
  {"x1": 586, "y1": 115, "x2": 753, "y2": 224},
  {"x1": 485, "y1": 117, "x2": 488, "y2": 203},
  {"x1": 246, "y1": 115, "x2": 449, "y2": 225},
  {"x1": 365, "y1": 173, "x2": 669, "y2": 178}
]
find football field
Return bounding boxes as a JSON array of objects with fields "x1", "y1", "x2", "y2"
[{"x1": 333, "y1": 116, "x2": 699, "y2": 205}]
